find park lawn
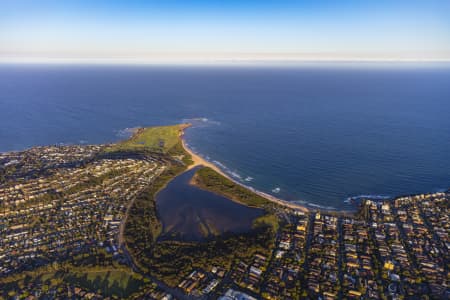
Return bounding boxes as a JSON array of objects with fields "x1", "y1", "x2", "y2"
[
  {"x1": 64, "y1": 267, "x2": 145, "y2": 298},
  {"x1": 105, "y1": 124, "x2": 186, "y2": 154},
  {"x1": 0, "y1": 266, "x2": 145, "y2": 299},
  {"x1": 252, "y1": 213, "x2": 279, "y2": 232}
]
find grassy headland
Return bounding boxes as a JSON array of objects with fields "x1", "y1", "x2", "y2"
[{"x1": 105, "y1": 124, "x2": 187, "y2": 154}]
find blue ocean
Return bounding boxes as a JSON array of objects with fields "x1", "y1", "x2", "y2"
[{"x1": 0, "y1": 63, "x2": 449, "y2": 210}]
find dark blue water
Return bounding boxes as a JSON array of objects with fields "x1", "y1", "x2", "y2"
[
  {"x1": 0, "y1": 64, "x2": 449, "y2": 210},
  {"x1": 156, "y1": 167, "x2": 264, "y2": 240}
]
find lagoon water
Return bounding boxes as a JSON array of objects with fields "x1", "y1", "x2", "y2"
[
  {"x1": 156, "y1": 167, "x2": 264, "y2": 240},
  {"x1": 0, "y1": 64, "x2": 449, "y2": 210}
]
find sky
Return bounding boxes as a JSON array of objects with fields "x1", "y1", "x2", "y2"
[{"x1": 1, "y1": 0, "x2": 450, "y2": 63}]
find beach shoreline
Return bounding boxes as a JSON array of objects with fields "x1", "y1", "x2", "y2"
[{"x1": 180, "y1": 124, "x2": 309, "y2": 212}]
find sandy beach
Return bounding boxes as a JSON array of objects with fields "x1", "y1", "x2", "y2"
[{"x1": 180, "y1": 124, "x2": 308, "y2": 212}]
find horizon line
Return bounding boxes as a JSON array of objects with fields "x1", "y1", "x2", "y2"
[{"x1": 1, "y1": 56, "x2": 450, "y2": 66}]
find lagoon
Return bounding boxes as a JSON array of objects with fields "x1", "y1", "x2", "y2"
[{"x1": 156, "y1": 167, "x2": 264, "y2": 240}]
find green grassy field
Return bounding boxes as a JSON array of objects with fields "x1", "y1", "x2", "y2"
[
  {"x1": 0, "y1": 266, "x2": 146, "y2": 299},
  {"x1": 252, "y1": 213, "x2": 279, "y2": 232},
  {"x1": 65, "y1": 268, "x2": 144, "y2": 297},
  {"x1": 105, "y1": 124, "x2": 187, "y2": 153}
]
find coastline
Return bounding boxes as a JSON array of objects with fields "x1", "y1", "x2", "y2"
[{"x1": 180, "y1": 124, "x2": 309, "y2": 212}]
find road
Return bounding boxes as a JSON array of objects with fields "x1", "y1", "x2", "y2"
[
  {"x1": 116, "y1": 164, "x2": 198, "y2": 299},
  {"x1": 117, "y1": 165, "x2": 165, "y2": 248}
]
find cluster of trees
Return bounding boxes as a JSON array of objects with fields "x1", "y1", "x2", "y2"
[
  {"x1": 137, "y1": 226, "x2": 275, "y2": 286},
  {"x1": 0, "y1": 168, "x2": 6, "y2": 184},
  {"x1": 0, "y1": 264, "x2": 149, "y2": 300},
  {"x1": 192, "y1": 167, "x2": 272, "y2": 209}
]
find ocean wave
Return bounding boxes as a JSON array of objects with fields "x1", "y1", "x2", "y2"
[
  {"x1": 247, "y1": 186, "x2": 256, "y2": 192},
  {"x1": 116, "y1": 127, "x2": 140, "y2": 138},
  {"x1": 230, "y1": 172, "x2": 242, "y2": 179},
  {"x1": 345, "y1": 194, "x2": 391, "y2": 203},
  {"x1": 291, "y1": 199, "x2": 308, "y2": 205},
  {"x1": 432, "y1": 187, "x2": 448, "y2": 193},
  {"x1": 307, "y1": 203, "x2": 337, "y2": 210},
  {"x1": 208, "y1": 159, "x2": 256, "y2": 185},
  {"x1": 211, "y1": 160, "x2": 245, "y2": 181},
  {"x1": 307, "y1": 203, "x2": 322, "y2": 208},
  {"x1": 272, "y1": 187, "x2": 281, "y2": 193},
  {"x1": 212, "y1": 160, "x2": 228, "y2": 170},
  {"x1": 182, "y1": 117, "x2": 221, "y2": 127}
]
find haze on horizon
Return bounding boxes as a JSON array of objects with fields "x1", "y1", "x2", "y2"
[{"x1": 1, "y1": 0, "x2": 450, "y2": 64}]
